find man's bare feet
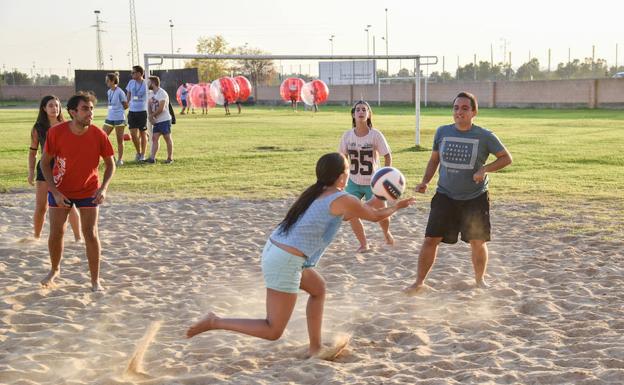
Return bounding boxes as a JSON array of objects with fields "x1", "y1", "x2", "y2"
[
  {"x1": 476, "y1": 279, "x2": 489, "y2": 289},
  {"x1": 186, "y1": 312, "x2": 218, "y2": 338},
  {"x1": 91, "y1": 280, "x2": 105, "y2": 292},
  {"x1": 40, "y1": 269, "x2": 60, "y2": 288},
  {"x1": 356, "y1": 245, "x2": 371, "y2": 253},
  {"x1": 403, "y1": 283, "x2": 427, "y2": 297}
]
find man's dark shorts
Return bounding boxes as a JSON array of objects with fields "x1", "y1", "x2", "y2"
[
  {"x1": 128, "y1": 111, "x2": 148, "y2": 131},
  {"x1": 35, "y1": 159, "x2": 54, "y2": 182},
  {"x1": 425, "y1": 191, "x2": 491, "y2": 244},
  {"x1": 48, "y1": 192, "x2": 98, "y2": 208}
]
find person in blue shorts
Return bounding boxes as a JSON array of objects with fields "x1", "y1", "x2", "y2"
[
  {"x1": 146, "y1": 76, "x2": 174, "y2": 164},
  {"x1": 186, "y1": 153, "x2": 415, "y2": 357},
  {"x1": 404, "y1": 92, "x2": 512, "y2": 295},
  {"x1": 180, "y1": 82, "x2": 189, "y2": 115},
  {"x1": 102, "y1": 72, "x2": 128, "y2": 166}
]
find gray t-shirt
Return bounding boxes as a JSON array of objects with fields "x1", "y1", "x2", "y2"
[{"x1": 433, "y1": 124, "x2": 505, "y2": 200}]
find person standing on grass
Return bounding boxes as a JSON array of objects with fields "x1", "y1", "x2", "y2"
[
  {"x1": 146, "y1": 76, "x2": 174, "y2": 164},
  {"x1": 126, "y1": 65, "x2": 149, "y2": 162},
  {"x1": 40, "y1": 92, "x2": 115, "y2": 292},
  {"x1": 103, "y1": 72, "x2": 129, "y2": 166},
  {"x1": 180, "y1": 82, "x2": 189, "y2": 115},
  {"x1": 28, "y1": 95, "x2": 81, "y2": 242},
  {"x1": 339, "y1": 100, "x2": 394, "y2": 252},
  {"x1": 187, "y1": 152, "x2": 415, "y2": 357},
  {"x1": 404, "y1": 91, "x2": 512, "y2": 295}
]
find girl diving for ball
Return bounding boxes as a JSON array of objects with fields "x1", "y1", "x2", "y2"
[{"x1": 186, "y1": 152, "x2": 415, "y2": 358}]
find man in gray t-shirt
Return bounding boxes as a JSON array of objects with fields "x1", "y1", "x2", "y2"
[{"x1": 404, "y1": 92, "x2": 512, "y2": 295}]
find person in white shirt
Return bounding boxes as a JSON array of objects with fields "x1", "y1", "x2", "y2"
[
  {"x1": 339, "y1": 100, "x2": 394, "y2": 252},
  {"x1": 146, "y1": 76, "x2": 173, "y2": 164}
]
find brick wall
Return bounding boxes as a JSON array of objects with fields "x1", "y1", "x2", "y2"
[
  {"x1": 256, "y1": 78, "x2": 624, "y2": 108},
  {"x1": 3, "y1": 79, "x2": 623, "y2": 108}
]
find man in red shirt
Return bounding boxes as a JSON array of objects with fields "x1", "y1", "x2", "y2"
[{"x1": 40, "y1": 92, "x2": 115, "y2": 292}]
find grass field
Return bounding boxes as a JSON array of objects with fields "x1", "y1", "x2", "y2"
[{"x1": 1, "y1": 105, "x2": 622, "y2": 212}]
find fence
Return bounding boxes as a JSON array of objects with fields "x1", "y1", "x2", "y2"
[{"x1": 3, "y1": 78, "x2": 623, "y2": 108}]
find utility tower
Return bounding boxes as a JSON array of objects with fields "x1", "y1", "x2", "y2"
[
  {"x1": 93, "y1": 10, "x2": 105, "y2": 69},
  {"x1": 129, "y1": 0, "x2": 140, "y2": 66}
]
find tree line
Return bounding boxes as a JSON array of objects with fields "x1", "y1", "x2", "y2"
[{"x1": 2, "y1": 36, "x2": 623, "y2": 86}]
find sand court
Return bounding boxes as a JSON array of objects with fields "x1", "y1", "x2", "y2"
[{"x1": 1, "y1": 192, "x2": 623, "y2": 384}]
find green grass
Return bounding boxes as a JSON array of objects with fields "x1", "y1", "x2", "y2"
[{"x1": 1, "y1": 105, "x2": 623, "y2": 211}]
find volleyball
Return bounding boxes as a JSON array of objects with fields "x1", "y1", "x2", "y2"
[{"x1": 370, "y1": 167, "x2": 406, "y2": 201}]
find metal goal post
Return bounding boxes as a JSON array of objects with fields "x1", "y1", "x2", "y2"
[{"x1": 144, "y1": 53, "x2": 437, "y2": 146}]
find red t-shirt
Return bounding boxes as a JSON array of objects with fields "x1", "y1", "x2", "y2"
[{"x1": 44, "y1": 122, "x2": 114, "y2": 199}]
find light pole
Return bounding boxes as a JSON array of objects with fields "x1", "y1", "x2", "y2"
[
  {"x1": 329, "y1": 34, "x2": 335, "y2": 55},
  {"x1": 365, "y1": 25, "x2": 372, "y2": 55},
  {"x1": 169, "y1": 19, "x2": 174, "y2": 69},
  {"x1": 385, "y1": 8, "x2": 389, "y2": 74}
]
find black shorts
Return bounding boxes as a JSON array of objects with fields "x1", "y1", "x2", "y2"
[
  {"x1": 425, "y1": 192, "x2": 491, "y2": 244},
  {"x1": 36, "y1": 159, "x2": 54, "y2": 182},
  {"x1": 128, "y1": 111, "x2": 148, "y2": 131}
]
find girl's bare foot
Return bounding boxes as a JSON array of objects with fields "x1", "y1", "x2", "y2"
[
  {"x1": 384, "y1": 231, "x2": 395, "y2": 246},
  {"x1": 91, "y1": 280, "x2": 105, "y2": 292},
  {"x1": 186, "y1": 312, "x2": 218, "y2": 338},
  {"x1": 40, "y1": 269, "x2": 60, "y2": 288},
  {"x1": 310, "y1": 336, "x2": 350, "y2": 361},
  {"x1": 403, "y1": 283, "x2": 427, "y2": 297},
  {"x1": 356, "y1": 245, "x2": 371, "y2": 253}
]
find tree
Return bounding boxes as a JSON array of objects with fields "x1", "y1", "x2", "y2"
[
  {"x1": 428, "y1": 71, "x2": 453, "y2": 82},
  {"x1": 376, "y1": 69, "x2": 389, "y2": 79},
  {"x1": 1, "y1": 70, "x2": 32, "y2": 85},
  {"x1": 186, "y1": 35, "x2": 232, "y2": 82},
  {"x1": 231, "y1": 46, "x2": 277, "y2": 86},
  {"x1": 397, "y1": 68, "x2": 411, "y2": 77},
  {"x1": 515, "y1": 58, "x2": 542, "y2": 80}
]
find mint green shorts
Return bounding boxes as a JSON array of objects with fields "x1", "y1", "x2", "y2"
[
  {"x1": 261, "y1": 240, "x2": 306, "y2": 293},
  {"x1": 345, "y1": 180, "x2": 373, "y2": 201}
]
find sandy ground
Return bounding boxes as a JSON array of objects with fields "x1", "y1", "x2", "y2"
[{"x1": 1, "y1": 192, "x2": 623, "y2": 385}]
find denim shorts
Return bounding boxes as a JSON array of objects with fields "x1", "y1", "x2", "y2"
[
  {"x1": 345, "y1": 180, "x2": 374, "y2": 201},
  {"x1": 261, "y1": 239, "x2": 306, "y2": 293},
  {"x1": 104, "y1": 119, "x2": 127, "y2": 126},
  {"x1": 153, "y1": 120, "x2": 172, "y2": 135}
]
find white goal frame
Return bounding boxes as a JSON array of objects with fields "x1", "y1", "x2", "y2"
[{"x1": 144, "y1": 53, "x2": 438, "y2": 146}]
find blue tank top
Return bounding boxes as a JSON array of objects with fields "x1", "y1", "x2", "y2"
[{"x1": 270, "y1": 191, "x2": 347, "y2": 267}]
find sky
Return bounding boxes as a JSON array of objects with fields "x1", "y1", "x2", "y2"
[{"x1": 1, "y1": 0, "x2": 621, "y2": 78}]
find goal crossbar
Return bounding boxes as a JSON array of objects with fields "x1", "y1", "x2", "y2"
[{"x1": 144, "y1": 53, "x2": 438, "y2": 146}]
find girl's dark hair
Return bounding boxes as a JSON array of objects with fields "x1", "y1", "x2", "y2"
[
  {"x1": 351, "y1": 100, "x2": 373, "y2": 128},
  {"x1": 33, "y1": 95, "x2": 64, "y2": 143},
  {"x1": 278, "y1": 152, "x2": 347, "y2": 234}
]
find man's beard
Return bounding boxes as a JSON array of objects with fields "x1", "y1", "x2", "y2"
[{"x1": 76, "y1": 117, "x2": 92, "y2": 126}]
